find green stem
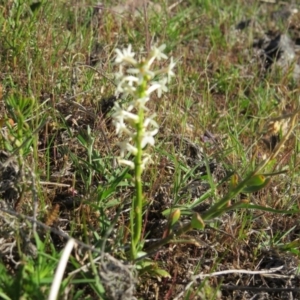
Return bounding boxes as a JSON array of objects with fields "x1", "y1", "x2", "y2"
[{"x1": 131, "y1": 92, "x2": 146, "y2": 260}]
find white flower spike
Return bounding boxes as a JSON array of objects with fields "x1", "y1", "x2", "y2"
[{"x1": 112, "y1": 44, "x2": 175, "y2": 169}]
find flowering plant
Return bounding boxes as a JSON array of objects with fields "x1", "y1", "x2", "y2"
[{"x1": 112, "y1": 44, "x2": 175, "y2": 259}]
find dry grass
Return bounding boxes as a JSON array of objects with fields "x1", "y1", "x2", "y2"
[{"x1": 0, "y1": 0, "x2": 300, "y2": 299}]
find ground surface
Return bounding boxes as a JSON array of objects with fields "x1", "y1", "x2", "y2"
[{"x1": 0, "y1": 0, "x2": 300, "y2": 299}]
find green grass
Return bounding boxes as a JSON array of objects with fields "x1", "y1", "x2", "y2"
[{"x1": 0, "y1": 0, "x2": 300, "y2": 299}]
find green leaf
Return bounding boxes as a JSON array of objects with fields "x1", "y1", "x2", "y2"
[
  {"x1": 152, "y1": 268, "x2": 171, "y2": 278},
  {"x1": 242, "y1": 178, "x2": 270, "y2": 193},
  {"x1": 137, "y1": 259, "x2": 171, "y2": 279},
  {"x1": 246, "y1": 174, "x2": 266, "y2": 186},
  {"x1": 229, "y1": 173, "x2": 238, "y2": 190},
  {"x1": 0, "y1": 292, "x2": 11, "y2": 300},
  {"x1": 227, "y1": 203, "x2": 300, "y2": 214},
  {"x1": 166, "y1": 208, "x2": 181, "y2": 227},
  {"x1": 191, "y1": 213, "x2": 205, "y2": 229},
  {"x1": 279, "y1": 239, "x2": 300, "y2": 251}
]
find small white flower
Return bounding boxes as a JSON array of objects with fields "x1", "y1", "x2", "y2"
[
  {"x1": 111, "y1": 102, "x2": 125, "y2": 121},
  {"x1": 115, "y1": 45, "x2": 137, "y2": 65},
  {"x1": 112, "y1": 103, "x2": 140, "y2": 124},
  {"x1": 167, "y1": 57, "x2": 176, "y2": 82},
  {"x1": 116, "y1": 75, "x2": 139, "y2": 95},
  {"x1": 126, "y1": 143, "x2": 138, "y2": 155},
  {"x1": 118, "y1": 139, "x2": 137, "y2": 157},
  {"x1": 133, "y1": 97, "x2": 150, "y2": 111},
  {"x1": 144, "y1": 114, "x2": 158, "y2": 128},
  {"x1": 115, "y1": 80, "x2": 125, "y2": 93},
  {"x1": 122, "y1": 84, "x2": 137, "y2": 95},
  {"x1": 122, "y1": 110, "x2": 139, "y2": 123},
  {"x1": 146, "y1": 56, "x2": 156, "y2": 69},
  {"x1": 118, "y1": 140, "x2": 129, "y2": 157},
  {"x1": 150, "y1": 78, "x2": 168, "y2": 98},
  {"x1": 146, "y1": 82, "x2": 161, "y2": 96},
  {"x1": 115, "y1": 67, "x2": 124, "y2": 80},
  {"x1": 112, "y1": 103, "x2": 124, "y2": 121},
  {"x1": 158, "y1": 77, "x2": 169, "y2": 97},
  {"x1": 147, "y1": 45, "x2": 168, "y2": 68},
  {"x1": 141, "y1": 130, "x2": 158, "y2": 148},
  {"x1": 118, "y1": 159, "x2": 135, "y2": 169},
  {"x1": 153, "y1": 44, "x2": 168, "y2": 60},
  {"x1": 127, "y1": 68, "x2": 152, "y2": 83},
  {"x1": 140, "y1": 115, "x2": 159, "y2": 148},
  {"x1": 123, "y1": 75, "x2": 139, "y2": 86},
  {"x1": 136, "y1": 64, "x2": 155, "y2": 79},
  {"x1": 113, "y1": 117, "x2": 130, "y2": 136},
  {"x1": 127, "y1": 67, "x2": 140, "y2": 74},
  {"x1": 141, "y1": 153, "x2": 153, "y2": 170},
  {"x1": 112, "y1": 103, "x2": 138, "y2": 136}
]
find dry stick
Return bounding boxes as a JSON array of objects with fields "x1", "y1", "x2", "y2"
[
  {"x1": 48, "y1": 239, "x2": 75, "y2": 300},
  {"x1": 68, "y1": 255, "x2": 103, "y2": 276},
  {"x1": 221, "y1": 285, "x2": 300, "y2": 293},
  {"x1": 168, "y1": 0, "x2": 184, "y2": 11},
  {"x1": 173, "y1": 265, "x2": 299, "y2": 300},
  {"x1": 39, "y1": 181, "x2": 70, "y2": 187},
  {"x1": 143, "y1": 0, "x2": 150, "y2": 54},
  {"x1": 29, "y1": 164, "x2": 38, "y2": 234},
  {"x1": 192, "y1": 266, "x2": 284, "y2": 280}
]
